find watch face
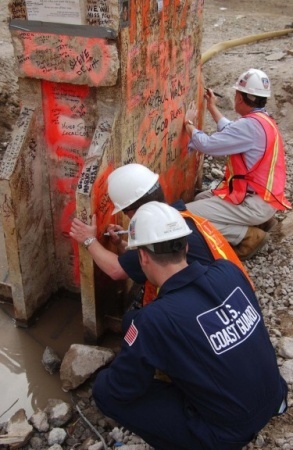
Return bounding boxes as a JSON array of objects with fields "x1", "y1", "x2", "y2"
[{"x1": 84, "y1": 237, "x2": 95, "y2": 248}]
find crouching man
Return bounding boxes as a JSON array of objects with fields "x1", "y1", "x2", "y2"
[{"x1": 93, "y1": 201, "x2": 287, "y2": 450}]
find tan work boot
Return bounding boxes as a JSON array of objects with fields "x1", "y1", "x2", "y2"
[
  {"x1": 233, "y1": 227, "x2": 269, "y2": 261},
  {"x1": 257, "y1": 217, "x2": 278, "y2": 233}
]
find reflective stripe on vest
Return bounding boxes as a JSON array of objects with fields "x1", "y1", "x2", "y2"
[
  {"x1": 254, "y1": 113, "x2": 284, "y2": 203},
  {"x1": 180, "y1": 210, "x2": 254, "y2": 290}
]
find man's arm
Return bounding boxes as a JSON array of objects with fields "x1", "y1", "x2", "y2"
[
  {"x1": 205, "y1": 88, "x2": 224, "y2": 124},
  {"x1": 70, "y1": 214, "x2": 128, "y2": 281},
  {"x1": 94, "y1": 312, "x2": 157, "y2": 403},
  {"x1": 184, "y1": 90, "x2": 223, "y2": 138}
]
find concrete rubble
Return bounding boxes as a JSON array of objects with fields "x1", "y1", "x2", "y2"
[
  {"x1": 60, "y1": 344, "x2": 115, "y2": 392},
  {"x1": 42, "y1": 346, "x2": 62, "y2": 375},
  {"x1": 0, "y1": 409, "x2": 33, "y2": 448}
]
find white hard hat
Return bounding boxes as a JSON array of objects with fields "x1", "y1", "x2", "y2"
[
  {"x1": 232, "y1": 68, "x2": 271, "y2": 98},
  {"x1": 127, "y1": 201, "x2": 192, "y2": 251},
  {"x1": 108, "y1": 164, "x2": 159, "y2": 214}
]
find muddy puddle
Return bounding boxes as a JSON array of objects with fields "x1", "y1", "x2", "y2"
[{"x1": 0, "y1": 292, "x2": 85, "y2": 422}]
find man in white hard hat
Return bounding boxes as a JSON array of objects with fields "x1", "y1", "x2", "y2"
[
  {"x1": 184, "y1": 68, "x2": 291, "y2": 260},
  {"x1": 70, "y1": 164, "x2": 252, "y2": 310},
  {"x1": 93, "y1": 201, "x2": 287, "y2": 450}
]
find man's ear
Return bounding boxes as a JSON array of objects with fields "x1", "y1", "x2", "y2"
[
  {"x1": 236, "y1": 90, "x2": 244, "y2": 104},
  {"x1": 138, "y1": 248, "x2": 150, "y2": 267}
]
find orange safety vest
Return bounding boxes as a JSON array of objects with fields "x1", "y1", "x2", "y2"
[
  {"x1": 142, "y1": 210, "x2": 254, "y2": 306},
  {"x1": 213, "y1": 112, "x2": 292, "y2": 210},
  {"x1": 142, "y1": 280, "x2": 158, "y2": 306}
]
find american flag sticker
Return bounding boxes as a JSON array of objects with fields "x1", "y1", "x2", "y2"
[
  {"x1": 129, "y1": 219, "x2": 136, "y2": 240},
  {"x1": 262, "y1": 77, "x2": 269, "y2": 89},
  {"x1": 124, "y1": 321, "x2": 138, "y2": 346}
]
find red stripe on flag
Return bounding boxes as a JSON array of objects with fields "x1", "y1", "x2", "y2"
[{"x1": 124, "y1": 322, "x2": 138, "y2": 346}]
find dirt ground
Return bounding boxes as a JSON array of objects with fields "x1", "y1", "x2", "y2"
[{"x1": 201, "y1": 0, "x2": 293, "y2": 135}]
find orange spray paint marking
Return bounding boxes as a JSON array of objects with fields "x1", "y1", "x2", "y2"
[
  {"x1": 129, "y1": 0, "x2": 137, "y2": 44},
  {"x1": 159, "y1": 166, "x2": 185, "y2": 203},
  {"x1": 92, "y1": 163, "x2": 115, "y2": 239},
  {"x1": 141, "y1": 2, "x2": 151, "y2": 39},
  {"x1": 42, "y1": 81, "x2": 94, "y2": 285},
  {"x1": 18, "y1": 32, "x2": 111, "y2": 86},
  {"x1": 160, "y1": 151, "x2": 197, "y2": 203}
]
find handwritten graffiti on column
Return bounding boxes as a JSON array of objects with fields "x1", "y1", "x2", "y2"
[
  {"x1": 125, "y1": 36, "x2": 195, "y2": 172},
  {"x1": 130, "y1": 0, "x2": 188, "y2": 43},
  {"x1": 124, "y1": 0, "x2": 201, "y2": 202},
  {"x1": 92, "y1": 163, "x2": 115, "y2": 240},
  {"x1": 42, "y1": 80, "x2": 95, "y2": 284},
  {"x1": 14, "y1": 32, "x2": 118, "y2": 87}
]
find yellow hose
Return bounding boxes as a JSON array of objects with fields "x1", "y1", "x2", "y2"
[{"x1": 201, "y1": 28, "x2": 293, "y2": 64}]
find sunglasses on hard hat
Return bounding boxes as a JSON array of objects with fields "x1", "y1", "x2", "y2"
[{"x1": 122, "y1": 207, "x2": 135, "y2": 215}]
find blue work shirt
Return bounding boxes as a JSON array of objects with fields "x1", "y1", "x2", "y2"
[{"x1": 188, "y1": 109, "x2": 268, "y2": 169}]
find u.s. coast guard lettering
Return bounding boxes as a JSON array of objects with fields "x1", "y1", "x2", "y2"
[{"x1": 197, "y1": 287, "x2": 260, "y2": 355}]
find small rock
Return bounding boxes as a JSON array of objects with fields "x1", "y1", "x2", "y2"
[
  {"x1": 48, "y1": 428, "x2": 67, "y2": 446},
  {"x1": 255, "y1": 433, "x2": 265, "y2": 447},
  {"x1": 280, "y1": 360, "x2": 293, "y2": 384},
  {"x1": 0, "y1": 409, "x2": 33, "y2": 447},
  {"x1": 60, "y1": 344, "x2": 115, "y2": 391},
  {"x1": 211, "y1": 168, "x2": 224, "y2": 178},
  {"x1": 88, "y1": 442, "x2": 104, "y2": 450},
  {"x1": 29, "y1": 410, "x2": 49, "y2": 432},
  {"x1": 278, "y1": 337, "x2": 293, "y2": 359},
  {"x1": 42, "y1": 346, "x2": 62, "y2": 374},
  {"x1": 265, "y1": 52, "x2": 286, "y2": 61},
  {"x1": 44, "y1": 399, "x2": 73, "y2": 427},
  {"x1": 30, "y1": 436, "x2": 44, "y2": 449}
]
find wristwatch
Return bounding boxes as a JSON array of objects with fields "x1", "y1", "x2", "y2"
[
  {"x1": 185, "y1": 119, "x2": 194, "y2": 126},
  {"x1": 83, "y1": 237, "x2": 97, "y2": 249}
]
